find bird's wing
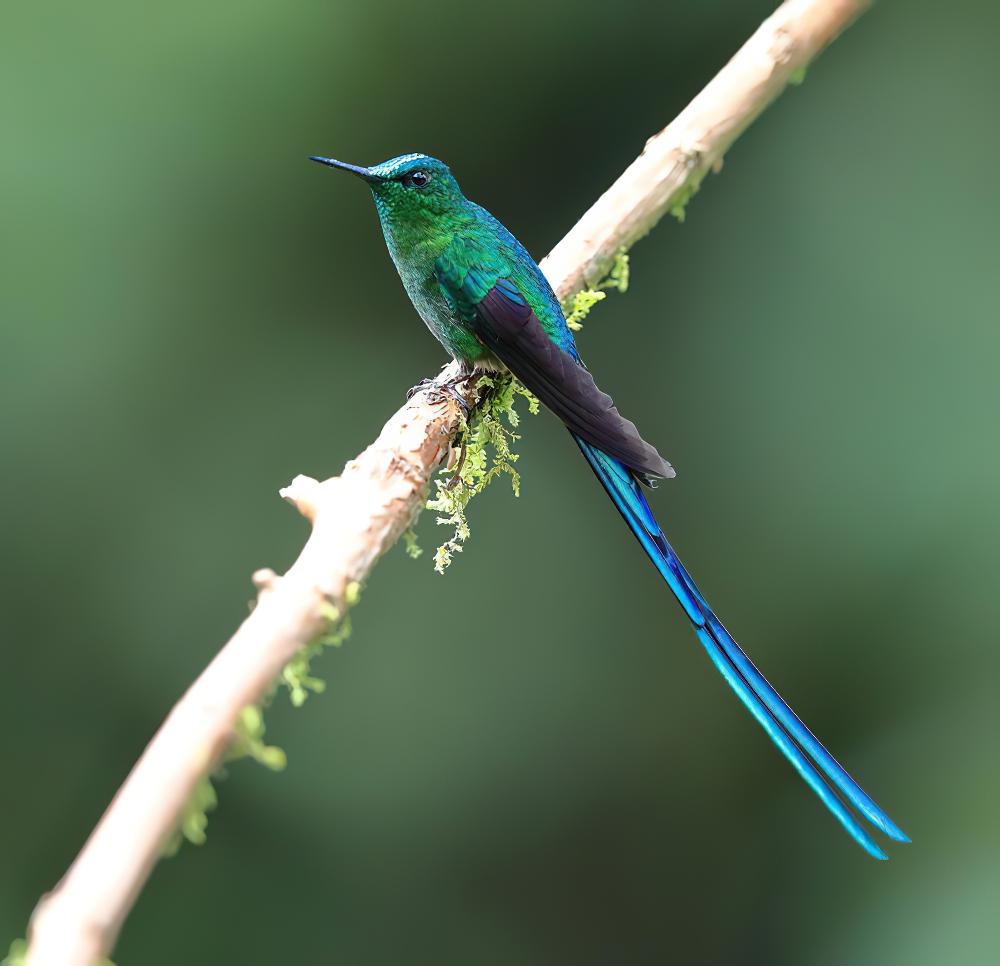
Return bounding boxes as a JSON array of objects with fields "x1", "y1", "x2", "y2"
[{"x1": 435, "y1": 248, "x2": 673, "y2": 481}]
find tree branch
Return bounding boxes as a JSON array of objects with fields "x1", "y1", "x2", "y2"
[
  {"x1": 24, "y1": 2, "x2": 870, "y2": 963},
  {"x1": 545, "y1": 0, "x2": 872, "y2": 295}
]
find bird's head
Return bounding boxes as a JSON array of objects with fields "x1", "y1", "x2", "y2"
[{"x1": 310, "y1": 153, "x2": 465, "y2": 229}]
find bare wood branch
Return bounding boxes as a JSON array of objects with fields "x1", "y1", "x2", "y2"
[
  {"x1": 25, "y1": 2, "x2": 870, "y2": 963},
  {"x1": 544, "y1": 0, "x2": 872, "y2": 295}
]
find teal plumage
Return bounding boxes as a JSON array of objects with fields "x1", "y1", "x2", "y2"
[{"x1": 312, "y1": 152, "x2": 909, "y2": 858}]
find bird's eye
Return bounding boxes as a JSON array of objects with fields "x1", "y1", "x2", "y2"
[{"x1": 402, "y1": 169, "x2": 431, "y2": 188}]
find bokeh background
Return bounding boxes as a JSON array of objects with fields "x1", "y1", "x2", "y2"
[{"x1": 2, "y1": 1, "x2": 997, "y2": 962}]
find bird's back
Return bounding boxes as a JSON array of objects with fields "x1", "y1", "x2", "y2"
[{"x1": 466, "y1": 202, "x2": 580, "y2": 358}]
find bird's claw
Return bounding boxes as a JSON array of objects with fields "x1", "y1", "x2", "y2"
[
  {"x1": 407, "y1": 371, "x2": 481, "y2": 419},
  {"x1": 430, "y1": 384, "x2": 472, "y2": 418},
  {"x1": 405, "y1": 377, "x2": 437, "y2": 400}
]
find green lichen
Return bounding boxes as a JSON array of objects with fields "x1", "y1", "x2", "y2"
[
  {"x1": 2, "y1": 941, "x2": 26, "y2": 966},
  {"x1": 426, "y1": 375, "x2": 538, "y2": 574},
  {"x1": 163, "y1": 702, "x2": 288, "y2": 856},
  {"x1": 788, "y1": 65, "x2": 808, "y2": 86},
  {"x1": 281, "y1": 639, "x2": 329, "y2": 708},
  {"x1": 401, "y1": 527, "x2": 423, "y2": 560},
  {"x1": 168, "y1": 585, "x2": 358, "y2": 853},
  {"x1": 564, "y1": 288, "x2": 606, "y2": 331},
  {"x1": 164, "y1": 774, "x2": 217, "y2": 855},
  {"x1": 280, "y1": 587, "x2": 357, "y2": 707},
  {"x1": 669, "y1": 167, "x2": 708, "y2": 223},
  {"x1": 230, "y1": 704, "x2": 287, "y2": 771},
  {"x1": 3, "y1": 939, "x2": 114, "y2": 966},
  {"x1": 561, "y1": 249, "x2": 630, "y2": 331},
  {"x1": 601, "y1": 247, "x2": 631, "y2": 293}
]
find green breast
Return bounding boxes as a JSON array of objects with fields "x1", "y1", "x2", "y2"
[{"x1": 378, "y1": 210, "x2": 493, "y2": 364}]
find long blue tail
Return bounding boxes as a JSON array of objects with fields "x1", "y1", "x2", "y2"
[{"x1": 573, "y1": 435, "x2": 908, "y2": 859}]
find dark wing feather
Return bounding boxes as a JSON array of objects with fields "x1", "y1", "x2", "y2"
[{"x1": 474, "y1": 284, "x2": 674, "y2": 481}]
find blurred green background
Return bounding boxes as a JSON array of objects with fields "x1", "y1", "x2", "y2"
[{"x1": 2, "y1": 0, "x2": 997, "y2": 962}]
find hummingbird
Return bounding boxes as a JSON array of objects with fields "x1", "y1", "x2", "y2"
[{"x1": 310, "y1": 152, "x2": 908, "y2": 859}]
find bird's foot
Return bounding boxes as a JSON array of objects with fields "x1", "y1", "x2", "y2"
[
  {"x1": 428, "y1": 383, "x2": 473, "y2": 418},
  {"x1": 405, "y1": 377, "x2": 437, "y2": 400},
  {"x1": 407, "y1": 369, "x2": 483, "y2": 419}
]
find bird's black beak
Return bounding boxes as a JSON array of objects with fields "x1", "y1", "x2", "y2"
[{"x1": 309, "y1": 156, "x2": 377, "y2": 182}]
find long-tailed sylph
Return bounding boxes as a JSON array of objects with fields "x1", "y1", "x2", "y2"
[{"x1": 310, "y1": 152, "x2": 908, "y2": 859}]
